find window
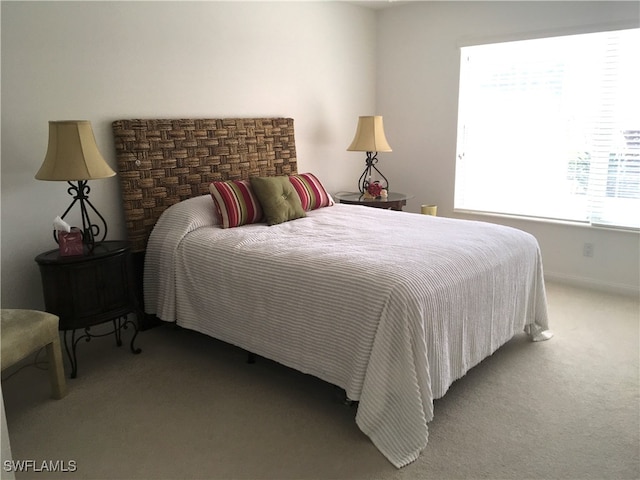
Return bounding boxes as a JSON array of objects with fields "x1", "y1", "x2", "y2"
[{"x1": 455, "y1": 28, "x2": 640, "y2": 230}]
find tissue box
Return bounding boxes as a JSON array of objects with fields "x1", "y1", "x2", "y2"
[{"x1": 59, "y1": 228, "x2": 84, "y2": 256}]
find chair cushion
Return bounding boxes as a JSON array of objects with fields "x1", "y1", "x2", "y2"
[{"x1": 1, "y1": 309, "x2": 60, "y2": 368}]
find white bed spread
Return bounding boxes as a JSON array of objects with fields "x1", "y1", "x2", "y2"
[{"x1": 144, "y1": 196, "x2": 550, "y2": 467}]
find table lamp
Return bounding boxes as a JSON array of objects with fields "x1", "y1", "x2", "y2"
[
  {"x1": 35, "y1": 120, "x2": 116, "y2": 249},
  {"x1": 347, "y1": 116, "x2": 392, "y2": 194}
]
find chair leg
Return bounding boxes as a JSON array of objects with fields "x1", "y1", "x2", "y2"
[{"x1": 45, "y1": 337, "x2": 67, "y2": 399}]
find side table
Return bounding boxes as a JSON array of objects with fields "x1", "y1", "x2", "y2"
[
  {"x1": 334, "y1": 192, "x2": 412, "y2": 211},
  {"x1": 35, "y1": 240, "x2": 142, "y2": 378}
]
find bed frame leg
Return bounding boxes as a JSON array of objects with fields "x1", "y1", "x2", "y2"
[{"x1": 333, "y1": 386, "x2": 358, "y2": 407}]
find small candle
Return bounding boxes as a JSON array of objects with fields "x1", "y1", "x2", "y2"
[{"x1": 421, "y1": 204, "x2": 437, "y2": 216}]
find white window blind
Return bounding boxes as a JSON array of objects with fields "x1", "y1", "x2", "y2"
[{"x1": 455, "y1": 28, "x2": 640, "y2": 230}]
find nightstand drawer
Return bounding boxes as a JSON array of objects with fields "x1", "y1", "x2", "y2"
[
  {"x1": 37, "y1": 251, "x2": 133, "y2": 329},
  {"x1": 36, "y1": 242, "x2": 137, "y2": 329}
]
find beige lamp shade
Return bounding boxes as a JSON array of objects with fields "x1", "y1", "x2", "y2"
[
  {"x1": 35, "y1": 120, "x2": 116, "y2": 181},
  {"x1": 347, "y1": 116, "x2": 392, "y2": 152}
]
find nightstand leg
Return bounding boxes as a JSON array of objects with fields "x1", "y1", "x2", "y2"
[
  {"x1": 62, "y1": 318, "x2": 141, "y2": 379},
  {"x1": 63, "y1": 329, "x2": 79, "y2": 379},
  {"x1": 125, "y1": 316, "x2": 142, "y2": 355},
  {"x1": 115, "y1": 315, "x2": 141, "y2": 355},
  {"x1": 113, "y1": 318, "x2": 123, "y2": 347}
]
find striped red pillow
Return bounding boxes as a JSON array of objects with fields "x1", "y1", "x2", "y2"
[
  {"x1": 289, "y1": 173, "x2": 334, "y2": 211},
  {"x1": 209, "y1": 180, "x2": 263, "y2": 228}
]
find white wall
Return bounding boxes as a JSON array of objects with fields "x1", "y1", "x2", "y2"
[
  {"x1": 377, "y1": 1, "x2": 640, "y2": 295},
  {"x1": 0, "y1": 1, "x2": 376, "y2": 309}
]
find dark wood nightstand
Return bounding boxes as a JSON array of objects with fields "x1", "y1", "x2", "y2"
[
  {"x1": 35, "y1": 240, "x2": 142, "y2": 378},
  {"x1": 334, "y1": 192, "x2": 412, "y2": 211}
]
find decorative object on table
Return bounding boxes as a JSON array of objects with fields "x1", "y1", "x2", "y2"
[
  {"x1": 347, "y1": 115, "x2": 392, "y2": 194},
  {"x1": 58, "y1": 228, "x2": 84, "y2": 257},
  {"x1": 363, "y1": 181, "x2": 388, "y2": 199},
  {"x1": 421, "y1": 204, "x2": 438, "y2": 216},
  {"x1": 35, "y1": 120, "x2": 116, "y2": 251},
  {"x1": 54, "y1": 216, "x2": 84, "y2": 256}
]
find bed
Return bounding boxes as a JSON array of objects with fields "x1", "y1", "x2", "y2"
[{"x1": 112, "y1": 117, "x2": 552, "y2": 468}]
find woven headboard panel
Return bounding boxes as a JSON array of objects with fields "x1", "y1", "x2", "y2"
[{"x1": 112, "y1": 118, "x2": 298, "y2": 252}]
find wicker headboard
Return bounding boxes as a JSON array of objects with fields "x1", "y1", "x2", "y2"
[{"x1": 112, "y1": 118, "x2": 298, "y2": 253}]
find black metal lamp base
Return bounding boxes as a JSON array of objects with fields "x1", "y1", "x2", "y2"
[
  {"x1": 53, "y1": 180, "x2": 108, "y2": 252},
  {"x1": 358, "y1": 151, "x2": 389, "y2": 194}
]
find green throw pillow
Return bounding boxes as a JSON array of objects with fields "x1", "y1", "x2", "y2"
[{"x1": 250, "y1": 176, "x2": 306, "y2": 225}]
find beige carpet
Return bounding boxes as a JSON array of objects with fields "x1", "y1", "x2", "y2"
[{"x1": 2, "y1": 282, "x2": 639, "y2": 480}]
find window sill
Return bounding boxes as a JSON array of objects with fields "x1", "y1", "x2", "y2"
[{"x1": 452, "y1": 209, "x2": 640, "y2": 234}]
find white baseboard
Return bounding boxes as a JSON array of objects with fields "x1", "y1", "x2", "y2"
[{"x1": 544, "y1": 272, "x2": 640, "y2": 297}]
